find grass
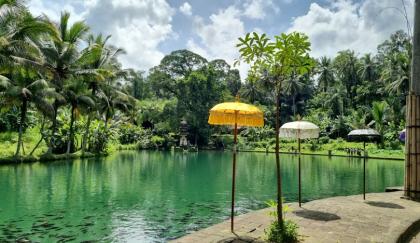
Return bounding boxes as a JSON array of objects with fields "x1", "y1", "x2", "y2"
[
  {"x1": 236, "y1": 137, "x2": 404, "y2": 159},
  {"x1": 0, "y1": 128, "x2": 405, "y2": 164},
  {"x1": 0, "y1": 126, "x2": 105, "y2": 164},
  {"x1": 0, "y1": 126, "x2": 48, "y2": 158}
]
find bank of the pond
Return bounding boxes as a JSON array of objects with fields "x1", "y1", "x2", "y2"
[
  {"x1": 0, "y1": 128, "x2": 404, "y2": 164},
  {"x1": 171, "y1": 191, "x2": 420, "y2": 243},
  {"x1": 0, "y1": 151, "x2": 107, "y2": 164},
  {"x1": 0, "y1": 143, "x2": 404, "y2": 164}
]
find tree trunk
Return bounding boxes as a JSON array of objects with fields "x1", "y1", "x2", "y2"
[
  {"x1": 30, "y1": 115, "x2": 46, "y2": 156},
  {"x1": 48, "y1": 102, "x2": 59, "y2": 153},
  {"x1": 82, "y1": 113, "x2": 92, "y2": 153},
  {"x1": 275, "y1": 89, "x2": 283, "y2": 226},
  {"x1": 66, "y1": 106, "x2": 76, "y2": 154},
  {"x1": 104, "y1": 109, "x2": 109, "y2": 132},
  {"x1": 292, "y1": 94, "x2": 296, "y2": 117},
  {"x1": 15, "y1": 99, "x2": 27, "y2": 157}
]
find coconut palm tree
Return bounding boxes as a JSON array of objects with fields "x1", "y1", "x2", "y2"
[
  {"x1": 14, "y1": 12, "x2": 94, "y2": 153},
  {"x1": 63, "y1": 78, "x2": 95, "y2": 153},
  {"x1": 240, "y1": 78, "x2": 263, "y2": 103},
  {"x1": 77, "y1": 33, "x2": 125, "y2": 151},
  {"x1": 359, "y1": 54, "x2": 377, "y2": 82},
  {"x1": 334, "y1": 50, "x2": 360, "y2": 107},
  {"x1": 283, "y1": 73, "x2": 305, "y2": 117},
  {"x1": 383, "y1": 52, "x2": 410, "y2": 95},
  {"x1": 316, "y1": 56, "x2": 334, "y2": 92},
  {"x1": 0, "y1": 0, "x2": 59, "y2": 157},
  {"x1": 0, "y1": 73, "x2": 55, "y2": 157}
]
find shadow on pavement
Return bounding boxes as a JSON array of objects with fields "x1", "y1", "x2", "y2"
[
  {"x1": 293, "y1": 209, "x2": 341, "y2": 221},
  {"x1": 217, "y1": 236, "x2": 261, "y2": 243},
  {"x1": 365, "y1": 201, "x2": 405, "y2": 209}
]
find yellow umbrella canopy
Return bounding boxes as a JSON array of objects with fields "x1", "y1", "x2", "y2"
[
  {"x1": 208, "y1": 100, "x2": 264, "y2": 233},
  {"x1": 208, "y1": 102, "x2": 264, "y2": 127}
]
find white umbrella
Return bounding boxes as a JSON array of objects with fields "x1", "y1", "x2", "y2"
[
  {"x1": 280, "y1": 121, "x2": 320, "y2": 207},
  {"x1": 347, "y1": 128, "x2": 381, "y2": 200},
  {"x1": 280, "y1": 121, "x2": 320, "y2": 139}
]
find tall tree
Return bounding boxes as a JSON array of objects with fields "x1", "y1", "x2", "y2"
[
  {"x1": 316, "y1": 56, "x2": 334, "y2": 92},
  {"x1": 15, "y1": 11, "x2": 91, "y2": 153},
  {"x1": 0, "y1": 74, "x2": 54, "y2": 156},
  {"x1": 283, "y1": 74, "x2": 305, "y2": 117},
  {"x1": 63, "y1": 78, "x2": 95, "y2": 153},
  {"x1": 237, "y1": 32, "x2": 314, "y2": 230}
]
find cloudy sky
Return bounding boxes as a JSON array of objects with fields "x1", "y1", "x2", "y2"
[{"x1": 28, "y1": 0, "x2": 414, "y2": 77}]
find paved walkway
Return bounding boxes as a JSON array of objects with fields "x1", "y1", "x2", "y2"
[{"x1": 171, "y1": 192, "x2": 420, "y2": 243}]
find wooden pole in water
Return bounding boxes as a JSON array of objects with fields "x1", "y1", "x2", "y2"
[
  {"x1": 405, "y1": 0, "x2": 420, "y2": 200},
  {"x1": 231, "y1": 111, "x2": 238, "y2": 232},
  {"x1": 298, "y1": 137, "x2": 302, "y2": 207},
  {"x1": 363, "y1": 141, "x2": 366, "y2": 200}
]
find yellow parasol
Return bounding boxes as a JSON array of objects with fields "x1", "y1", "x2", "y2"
[{"x1": 208, "y1": 98, "x2": 264, "y2": 232}]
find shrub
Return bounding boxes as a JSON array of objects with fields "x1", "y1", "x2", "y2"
[
  {"x1": 118, "y1": 123, "x2": 144, "y2": 145},
  {"x1": 265, "y1": 200, "x2": 299, "y2": 243},
  {"x1": 266, "y1": 219, "x2": 299, "y2": 243},
  {"x1": 151, "y1": 135, "x2": 165, "y2": 149},
  {"x1": 87, "y1": 122, "x2": 110, "y2": 154},
  {"x1": 318, "y1": 136, "x2": 329, "y2": 144},
  {"x1": 308, "y1": 140, "x2": 321, "y2": 151},
  {"x1": 385, "y1": 139, "x2": 401, "y2": 150}
]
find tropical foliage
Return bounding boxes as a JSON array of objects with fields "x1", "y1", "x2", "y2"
[{"x1": 0, "y1": 0, "x2": 411, "y2": 161}]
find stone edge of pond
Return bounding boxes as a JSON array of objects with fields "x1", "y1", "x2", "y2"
[{"x1": 171, "y1": 192, "x2": 420, "y2": 243}]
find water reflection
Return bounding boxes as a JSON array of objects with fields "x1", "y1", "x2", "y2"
[{"x1": 0, "y1": 151, "x2": 404, "y2": 242}]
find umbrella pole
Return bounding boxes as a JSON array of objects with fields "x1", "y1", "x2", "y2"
[
  {"x1": 363, "y1": 141, "x2": 366, "y2": 200},
  {"x1": 231, "y1": 113, "x2": 238, "y2": 233},
  {"x1": 298, "y1": 138, "x2": 301, "y2": 207}
]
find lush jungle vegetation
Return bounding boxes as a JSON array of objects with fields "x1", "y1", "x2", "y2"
[{"x1": 0, "y1": 0, "x2": 409, "y2": 162}]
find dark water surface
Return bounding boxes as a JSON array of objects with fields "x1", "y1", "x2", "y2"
[{"x1": 0, "y1": 151, "x2": 404, "y2": 242}]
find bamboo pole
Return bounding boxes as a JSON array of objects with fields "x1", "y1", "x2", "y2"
[
  {"x1": 298, "y1": 137, "x2": 302, "y2": 207},
  {"x1": 405, "y1": 94, "x2": 420, "y2": 200},
  {"x1": 231, "y1": 111, "x2": 238, "y2": 232},
  {"x1": 404, "y1": 0, "x2": 420, "y2": 200},
  {"x1": 363, "y1": 141, "x2": 366, "y2": 200}
]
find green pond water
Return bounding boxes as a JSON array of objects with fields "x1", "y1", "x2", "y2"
[{"x1": 0, "y1": 151, "x2": 404, "y2": 242}]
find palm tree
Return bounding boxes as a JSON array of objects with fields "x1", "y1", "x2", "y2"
[
  {"x1": 334, "y1": 50, "x2": 360, "y2": 107},
  {"x1": 63, "y1": 78, "x2": 95, "y2": 153},
  {"x1": 14, "y1": 12, "x2": 96, "y2": 153},
  {"x1": 0, "y1": 0, "x2": 58, "y2": 157},
  {"x1": 359, "y1": 54, "x2": 377, "y2": 82},
  {"x1": 283, "y1": 74, "x2": 305, "y2": 117},
  {"x1": 78, "y1": 34, "x2": 125, "y2": 151},
  {"x1": 326, "y1": 84, "x2": 347, "y2": 116},
  {"x1": 316, "y1": 56, "x2": 334, "y2": 92},
  {"x1": 382, "y1": 52, "x2": 410, "y2": 95},
  {"x1": 371, "y1": 101, "x2": 388, "y2": 135},
  {"x1": 0, "y1": 74, "x2": 54, "y2": 157},
  {"x1": 97, "y1": 87, "x2": 135, "y2": 131},
  {"x1": 240, "y1": 78, "x2": 263, "y2": 103}
]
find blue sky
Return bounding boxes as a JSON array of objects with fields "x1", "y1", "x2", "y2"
[{"x1": 28, "y1": 0, "x2": 414, "y2": 78}]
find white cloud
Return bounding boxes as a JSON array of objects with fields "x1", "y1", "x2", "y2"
[
  {"x1": 187, "y1": 6, "x2": 249, "y2": 78},
  {"x1": 288, "y1": 0, "x2": 414, "y2": 57},
  {"x1": 28, "y1": 0, "x2": 175, "y2": 71},
  {"x1": 28, "y1": 0, "x2": 86, "y2": 24},
  {"x1": 84, "y1": 0, "x2": 175, "y2": 71},
  {"x1": 243, "y1": 0, "x2": 278, "y2": 20},
  {"x1": 179, "y1": 2, "x2": 192, "y2": 16},
  {"x1": 187, "y1": 1, "x2": 280, "y2": 80}
]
